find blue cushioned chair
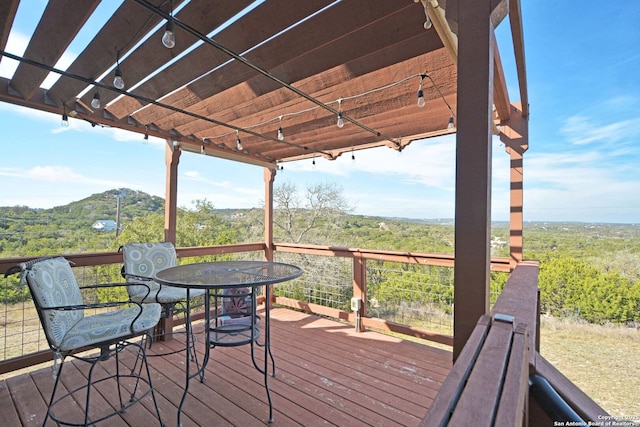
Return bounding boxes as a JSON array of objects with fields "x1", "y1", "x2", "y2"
[
  {"x1": 121, "y1": 242, "x2": 205, "y2": 356},
  {"x1": 7, "y1": 257, "x2": 164, "y2": 427}
]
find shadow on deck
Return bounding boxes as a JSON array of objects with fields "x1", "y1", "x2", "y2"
[{"x1": 0, "y1": 307, "x2": 451, "y2": 426}]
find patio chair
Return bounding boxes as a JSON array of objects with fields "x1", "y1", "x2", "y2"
[
  {"x1": 5, "y1": 256, "x2": 164, "y2": 426},
  {"x1": 212, "y1": 286, "x2": 276, "y2": 376},
  {"x1": 210, "y1": 286, "x2": 258, "y2": 346},
  {"x1": 120, "y1": 242, "x2": 205, "y2": 356}
]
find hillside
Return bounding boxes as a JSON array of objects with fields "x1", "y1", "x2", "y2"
[{"x1": 2, "y1": 189, "x2": 640, "y2": 261}]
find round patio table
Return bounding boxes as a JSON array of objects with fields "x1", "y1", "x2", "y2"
[{"x1": 155, "y1": 260, "x2": 302, "y2": 425}]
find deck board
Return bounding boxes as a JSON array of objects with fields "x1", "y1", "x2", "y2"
[{"x1": 0, "y1": 308, "x2": 451, "y2": 426}]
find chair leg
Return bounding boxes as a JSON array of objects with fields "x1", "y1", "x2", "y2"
[
  {"x1": 138, "y1": 341, "x2": 166, "y2": 427},
  {"x1": 44, "y1": 341, "x2": 164, "y2": 426},
  {"x1": 129, "y1": 332, "x2": 151, "y2": 376},
  {"x1": 43, "y1": 356, "x2": 66, "y2": 427},
  {"x1": 83, "y1": 348, "x2": 103, "y2": 426}
]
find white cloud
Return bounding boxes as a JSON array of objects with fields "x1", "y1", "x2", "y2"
[
  {"x1": 524, "y1": 150, "x2": 640, "y2": 222},
  {"x1": 0, "y1": 165, "x2": 128, "y2": 188},
  {"x1": 560, "y1": 114, "x2": 640, "y2": 146}
]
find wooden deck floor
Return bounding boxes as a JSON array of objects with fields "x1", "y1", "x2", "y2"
[{"x1": 0, "y1": 308, "x2": 452, "y2": 426}]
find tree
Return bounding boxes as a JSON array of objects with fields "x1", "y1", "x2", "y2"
[{"x1": 272, "y1": 181, "x2": 351, "y2": 244}]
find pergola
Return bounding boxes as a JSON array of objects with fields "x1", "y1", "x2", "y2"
[{"x1": 0, "y1": 0, "x2": 528, "y2": 359}]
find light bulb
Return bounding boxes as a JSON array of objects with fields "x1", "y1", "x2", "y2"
[
  {"x1": 236, "y1": 138, "x2": 243, "y2": 151},
  {"x1": 61, "y1": 112, "x2": 69, "y2": 127},
  {"x1": 337, "y1": 112, "x2": 344, "y2": 128},
  {"x1": 113, "y1": 67, "x2": 125, "y2": 89},
  {"x1": 277, "y1": 126, "x2": 284, "y2": 140},
  {"x1": 447, "y1": 115, "x2": 455, "y2": 130},
  {"x1": 417, "y1": 90, "x2": 426, "y2": 108},
  {"x1": 162, "y1": 20, "x2": 175, "y2": 49},
  {"x1": 351, "y1": 151, "x2": 355, "y2": 163},
  {"x1": 90, "y1": 91, "x2": 101, "y2": 109},
  {"x1": 200, "y1": 144, "x2": 205, "y2": 155}
]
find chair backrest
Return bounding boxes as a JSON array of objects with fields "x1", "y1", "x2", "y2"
[
  {"x1": 222, "y1": 287, "x2": 252, "y2": 318},
  {"x1": 122, "y1": 242, "x2": 177, "y2": 297},
  {"x1": 23, "y1": 257, "x2": 84, "y2": 349}
]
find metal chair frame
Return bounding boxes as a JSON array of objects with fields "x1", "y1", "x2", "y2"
[{"x1": 6, "y1": 257, "x2": 164, "y2": 427}]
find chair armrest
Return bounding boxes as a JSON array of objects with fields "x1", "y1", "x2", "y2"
[
  {"x1": 80, "y1": 282, "x2": 153, "y2": 306},
  {"x1": 40, "y1": 300, "x2": 143, "y2": 312},
  {"x1": 122, "y1": 273, "x2": 154, "y2": 282}
]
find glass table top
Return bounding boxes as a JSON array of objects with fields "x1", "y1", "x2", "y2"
[{"x1": 154, "y1": 260, "x2": 302, "y2": 289}]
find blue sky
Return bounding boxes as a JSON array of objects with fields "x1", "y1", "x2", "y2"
[{"x1": 1, "y1": 1, "x2": 639, "y2": 224}]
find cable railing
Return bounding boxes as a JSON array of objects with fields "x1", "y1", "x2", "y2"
[{"x1": 0, "y1": 243, "x2": 511, "y2": 374}]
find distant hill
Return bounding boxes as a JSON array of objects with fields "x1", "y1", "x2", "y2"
[{"x1": 1, "y1": 189, "x2": 165, "y2": 226}]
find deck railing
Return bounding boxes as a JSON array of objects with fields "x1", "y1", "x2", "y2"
[{"x1": 0, "y1": 243, "x2": 511, "y2": 375}]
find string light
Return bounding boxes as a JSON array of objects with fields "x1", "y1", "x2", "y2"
[
  {"x1": 336, "y1": 99, "x2": 344, "y2": 128},
  {"x1": 200, "y1": 72, "x2": 453, "y2": 152},
  {"x1": 277, "y1": 116, "x2": 284, "y2": 140},
  {"x1": 417, "y1": 74, "x2": 426, "y2": 108},
  {"x1": 421, "y1": 0, "x2": 433, "y2": 30},
  {"x1": 113, "y1": 50, "x2": 125, "y2": 89},
  {"x1": 90, "y1": 90, "x2": 101, "y2": 109},
  {"x1": 351, "y1": 147, "x2": 355, "y2": 163},
  {"x1": 162, "y1": 0, "x2": 176, "y2": 48},
  {"x1": 236, "y1": 130, "x2": 243, "y2": 151},
  {"x1": 61, "y1": 103, "x2": 69, "y2": 127},
  {"x1": 447, "y1": 114, "x2": 455, "y2": 130}
]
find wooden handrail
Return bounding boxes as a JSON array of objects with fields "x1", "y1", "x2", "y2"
[
  {"x1": 420, "y1": 261, "x2": 540, "y2": 425},
  {"x1": 1, "y1": 243, "x2": 510, "y2": 374}
]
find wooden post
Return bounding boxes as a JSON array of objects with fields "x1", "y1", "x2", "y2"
[
  {"x1": 263, "y1": 167, "x2": 275, "y2": 262},
  {"x1": 453, "y1": 0, "x2": 495, "y2": 361},
  {"x1": 264, "y1": 167, "x2": 276, "y2": 307},
  {"x1": 500, "y1": 102, "x2": 529, "y2": 269},
  {"x1": 164, "y1": 139, "x2": 180, "y2": 245},
  {"x1": 352, "y1": 255, "x2": 366, "y2": 332},
  {"x1": 162, "y1": 139, "x2": 180, "y2": 338}
]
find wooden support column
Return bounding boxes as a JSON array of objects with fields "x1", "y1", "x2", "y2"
[
  {"x1": 353, "y1": 255, "x2": 366, "y2": 332},
  {"x1": 453, "y1": 0, "x2": 496, "y2": 360},
  {"x1": 500, "y1": 103, "x2": 529, "y2": 269},
  {"x1": 164, "y1": 140, "x2": 180, "y2": 244},
  {"x1": 263, "y1": 167, "x2": 275, "y2": 262},
  {"x1": 264, "y1": 167, "x2": 276, "y2": 307}
]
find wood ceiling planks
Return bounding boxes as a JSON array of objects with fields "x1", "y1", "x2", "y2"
[
  {"x1": 0, "y1": 0, "x2": 471, "y2": 164},
  {"x1": 9, "y1": 0, "x2": 101, "y2": 101}
]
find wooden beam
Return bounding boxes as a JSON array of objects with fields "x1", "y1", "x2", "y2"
[
  {"x1": 500, "y1": 102, "x2": 528, "y2": 268},
  {"x1": 168, "y1": 34, "x2": 446, "y2": 137},
  {"x1": 453, "y1": 0, "x2": 494, "y2": 361},
  {"x1": 509, "y1": 0, "x2": 529, "y2": 117},
  {"x1": 264, "y1": 168, "x2": 275, "y2": 262},
  {"x1": 0, "y1": 0, "x2": 19, "y2": 52},
  {"x1": 164, "y1": 140, "x2": 180, "y2": 244},
  {"x1": 128, "y1": 0, "x2": 425, "y2": 126},
  {"x1": 493, "y1": 37, "x2": 511, "y2": 122},
  {"x1": 93, "y1": 0, "x2": 255, "y2": 112},
  {"x1": 110, "y1": 0, "x2": 335, "y2": 121},
  {"x1": 9, "y1": 0, "x2": 100, "y2": 100},
  {"x1": 45, "y1": 0, "x2": 168, "y2": 106}
]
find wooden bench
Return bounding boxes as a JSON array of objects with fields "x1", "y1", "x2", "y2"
[{"x1": 420, "y1": 313, "x2": 530, "y2": 426}]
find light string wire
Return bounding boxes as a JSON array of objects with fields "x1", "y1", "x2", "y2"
[
  {"x1": 2, "y1": 46, "x2": 454, "y2": 159},
  {"x1": 201, "y1": 72, "x2": 456, "y2": 146},
  {"x1": 133, "y1": 0, "x2": 405, "y2": 149},
  {"x1": 0, "y1": 49, "x2": 334, "y2": 159}
]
